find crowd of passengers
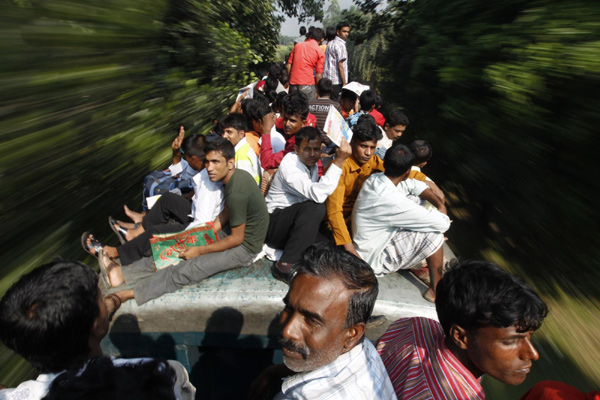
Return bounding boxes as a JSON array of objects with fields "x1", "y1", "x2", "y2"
[{"x1": 0, "y1": 21, "x2": 594, "y2": 400}]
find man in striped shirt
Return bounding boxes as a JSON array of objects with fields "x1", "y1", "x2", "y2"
[{"x1": 377, "y1": 260, "x2": 548, "y2": 399}]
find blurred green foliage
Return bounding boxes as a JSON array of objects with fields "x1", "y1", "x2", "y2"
[
  {"x1": 0, "y1": 0, "x2": 278, "y2": 386},
  {"x1": 348, "y1": 0, "x2": 600, "y2": 300}
]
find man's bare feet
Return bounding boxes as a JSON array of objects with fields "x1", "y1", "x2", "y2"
[
  {"x1": 82, "y1": 233, "x2": 103, "y2": 258},
  {"x1": 423, "y1": 287, "x2": 436, "y2": 303},
  {"x1": 116, "y1": 220, "x2": 137, "y2": 230},
  {"x1": 103, "y1": 293, "x2": 122, "y2": 321},
  {"x1": 124, "y1": 205, "x2": 145, "y2": 224}
]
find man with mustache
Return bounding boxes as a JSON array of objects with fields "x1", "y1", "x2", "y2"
[
  {"x1": 376, "y1": 260, "x2": 548, "y2": 399},
  {"x1": 264, "y1": 127, "x2": 351, "y2": 282},
  {"x1": 249, "y1": 244, "x2": 396, "y2": 400}
]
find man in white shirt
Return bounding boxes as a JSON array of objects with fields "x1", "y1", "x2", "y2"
[
  {"x1": 0, "y1": 261, "x2": 194, "y2": 400},
  {"x1": 83, "y1": 134, "x2": 224, "y2": 267},
  {"x1": 249, "y1": 244, "x2": 397, "y2": 400},
  {"x1": 220, "y1": 113, "x2": 261, "y2": 184},
  {"x1": 352, "y1": 144, "x2": 450, "y2": 302},
  {"x1": 264, "y1": 127, "x2": 351, "y2": 281}
]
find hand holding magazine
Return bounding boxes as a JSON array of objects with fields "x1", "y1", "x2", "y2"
[
  {"x1": 150, "y1": 223, "x2": 218, "y2": 270},
  {"x1": 323, "y1": 106, "x2": 353, "y2": 146}
]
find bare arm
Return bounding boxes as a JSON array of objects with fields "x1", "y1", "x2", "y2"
[
  {"x1": 419, "y1": 188, "x2": 447, "y2": 215},
  {"x1": 337, "y1": 60, "x2": 346, "y2": 86},
  {"x1": 424, "y1": 180, "x2": 445, "y2": 204},
  {"x1": 230, "y1": 89, "x2": 248, "y2": 114},
  {"x1": 171, "y1": 126, "x2": 185, "y2": 165}
]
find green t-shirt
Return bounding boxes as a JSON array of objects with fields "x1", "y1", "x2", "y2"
[{"x1": 225, "y1": 169, "x2": 269, "y2": 253}]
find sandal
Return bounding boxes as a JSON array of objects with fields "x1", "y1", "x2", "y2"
[
  {"x1": 109, "y1": 216, "x2": 127, "y2": 245},
  {"x1": 81, "y1": 232, "x2": 104, "y2": 258},
  {"x1": 104, "y1": 293, "x2": 122, "y2": 322},
  {"x1": 98, "y1": 251, "x2": 112, "y2": 288}
]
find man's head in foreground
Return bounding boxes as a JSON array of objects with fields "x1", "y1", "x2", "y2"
[
  {"x1": 436, "y1": 260, "x2": 548, "y2": 385},
  {"x1": 0, "y1": 261, "x2": 107, "y2": 374},
  {"x1": 279, "y1": 244, "x2": 378, "y2": 372},
  {"x1": 204, "y1": 137, "x2": 236, "y2": 183}
]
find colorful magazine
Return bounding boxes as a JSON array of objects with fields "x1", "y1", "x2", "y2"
[
  {"x1": 323, "y1": 106, "x2": 353, "y2": 146},
  {"x1": 150, "y1": 223, "x2": 218, "y2": 270}
]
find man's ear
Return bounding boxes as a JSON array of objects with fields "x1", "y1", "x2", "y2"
[
  {"x1": 449, "y1": 324, "x2": 469, "y2": 350},
  {"x1": 384, "y1": 123, "x2": 390, "y2": 131},
  {"x1": 294, "y1": 144, "x2": 300, "y2": 154},
  {"x1": 90, "y1": 316, "x2": 108, "y2": 342},
  {"x1": 343, "y1": 322, "x2": 366, "y2": 351},
  {"x1": 227, "y1": 158, "x2": 236, "y2": 169}
]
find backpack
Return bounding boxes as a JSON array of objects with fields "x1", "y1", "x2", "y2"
[{"x1": 142, "y1": 170, "x2": 194, "y2": 211}]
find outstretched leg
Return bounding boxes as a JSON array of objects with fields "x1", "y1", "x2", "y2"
[{"x1": 124, "y1": 205, "x2": 145, "y2": 224}]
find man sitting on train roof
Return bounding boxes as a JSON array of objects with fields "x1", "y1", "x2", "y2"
[
  {"x1": 325, "y1": 114, "x2": 383, "y2": 259},
  {"x1": 219, "y1": 113, "x2": 261, "y2": 185},
  {"x1": 376, "y1": 259, "x2": 548, "y2": 399},
  {"x1": 352, "y1": 144, "x2": 450, "y2": 302},
  {"x1": 249, "y1": 244, "x2": 397, "y2": 400},
  {"x1": 0, "y1": 260, "x2": 194, "y2": 400},
  {"x1": 92, "y1": 138, "x2": 269, "y2": 306},
  {"x1": 82, "y1": 133, "x2": 225, "y2": 269},
  {"x1": 265, "y1": 127, "x2": 351, "y2": 283}
]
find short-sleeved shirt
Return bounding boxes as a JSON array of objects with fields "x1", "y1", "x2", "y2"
[
  {"x1": 224, "y1": 169, "x2": 269, "y2": 253},
  {"x1": 287, "y1": 39, "x2": 325, "y2": 86},
  {"x1": 324, "y1": 36, "x2": 348, "y2": 85},
  {"x1": 377, "y1": 318, "x2": 485, "y2": 400}
]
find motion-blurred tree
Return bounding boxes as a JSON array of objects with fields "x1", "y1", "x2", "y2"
[{"x1": 350, "y1": 0, "x2": 600, "y2": 299}]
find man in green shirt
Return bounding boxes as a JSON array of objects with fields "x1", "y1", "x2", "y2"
[{"x1": 102, "y1": 138, "x2": 269, "y2": 305}]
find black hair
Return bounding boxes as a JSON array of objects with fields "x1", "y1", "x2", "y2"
[
  {"x1": 340, "y1": 88, "x2": 358, "y2": 102},
  {"x1": 375, "y1": 93, "x2": 382, "y2": 109},
  {"x1": 243, "y1": 98, "x2": 271, "y2": 123},
  {"x1": 317, "y1": 78, "x2": 333, "y2": 96},
  {"x1": 436, "y1": 259, "x2": 548, "y2": 335},
  {"x1": 205, "y1": 137, "x2": 235, "y2": 161},
  {"x1": 359, "y1": 90, "x2": 378, "y2": 112},
  {"x1": 336, "y1": 21, "x2": 350, "y2": 32},
  {"x1": 272, "y1": 91, "x2": 288, "y2": 114},
  {"x1": 266, "y1": 76, "x2": 279, "y2": 92},
  {"x1": 351, "y1": 115, "x2": 381, "y2": 143},
  {"x1": 42, "y1": 356, "x2": 177, "y2": 400},
  {"x1": 294, "y1": 126, "x2": 321, "y2": 145},
  {"x1": 220, "y1": 113, "x2": 248, "y2": 133},
  {"x1": 312, "y1": 28, "x2": 324, "y2": 42},
  {"x1": 181, "y1": 134, "x2": 207, "y2": 160},
  {"x1": 386, "y1": 110, "x2": 410, "y2": 127},
  {"x1": 279, "y1": 71, "x2": 289, "y2": 87},
  {"x1": 326, "y1": 27, "x2": 337, "y2": 42},
  {"x1": 0, "y1": 261, "x2": 99, "y2": 374},
  {"x1": 292, "y1": 243, "x2": 378, "y2": 331},
  {"x1": 409, "y1": 139, "x2": 432, "y2": 165},
  {"x1": 308, "y1": 26, "x2": 315, "y2": 37},
  {"x1": 299, "y1": 26, "x2": 306, "y2": 36},
  {"x1": 268, "y1": 64, "x2": 282, "y2": 78},
  {"x1": 283, "y1": 92, "x2": 309, "y2": 121},
  {"x1": 383, "y1": 144, "x2": 415, "y2": 178}
]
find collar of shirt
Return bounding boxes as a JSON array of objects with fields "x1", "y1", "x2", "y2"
[
  {"x1": 281, "y1": 341, "x2": 363, "y2": 395},
  {"x1": 234, "y1": 137, "x2": 248, "y2": 152}
]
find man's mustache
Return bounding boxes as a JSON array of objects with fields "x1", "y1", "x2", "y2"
[{"x1": 279, "y1": 336, "x2": 309, "y2": 360}]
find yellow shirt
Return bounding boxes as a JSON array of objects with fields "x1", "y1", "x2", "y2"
[{"x1": 325, "y1": 155, "x2": 385, "y2": 245}]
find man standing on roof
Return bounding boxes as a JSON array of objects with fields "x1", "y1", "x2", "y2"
[
  {"x1": 287, "y1": 28, "x2": 325, "y2": 102},
  {"x1": 324, "y1": 22, "x2": 350, "y2": 102}
]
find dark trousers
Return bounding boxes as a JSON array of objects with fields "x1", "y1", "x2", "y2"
[
  {"x1": 331, "y1": 84, "x2": 343, "y2": 101},
  {"x1": 266, "y1": 201, "x2": 326, "y2": 264},
  {"x1": 118, "y1": 192, "x2": 192, "y2": 265}
]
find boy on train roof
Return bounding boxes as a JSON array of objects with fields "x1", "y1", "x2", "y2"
[
  {"x1": 220, "y1": 113, "x2": 261, "y2": 184},
  {"x1": 377, "y1": 259, "x2": 548, "y2": 399},
  {"x1": 375, "y1": 110, "x2": 409, "y2": 160}
]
